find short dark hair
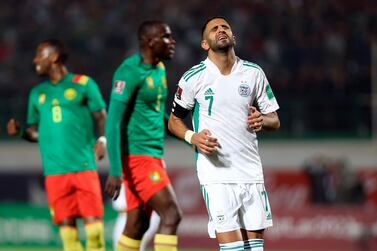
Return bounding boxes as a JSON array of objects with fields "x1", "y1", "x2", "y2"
[
  {"x1": 138, "y1": 20, "x2": 165, "y2": 42},
  {"x1": 201, "y1": 16, "x2": 229, "y2": 37},
  {"x1": 40, "y1": 39, "x2": 68, "y2": 63}
]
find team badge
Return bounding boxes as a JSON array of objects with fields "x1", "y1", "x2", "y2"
[
  {"x1": 146, "y1": 76, "x2": 154, "y2": 89},
  {"x1": 238, "y1": 84, "x2": 250, "y2": 97},
  {"x1": 52, "y1": 99, "x2": 59, "y2": 106},
  {"x1": 149, "y1": 171, "x2": 161, "y2": 183},
  {"x1": 49, "y1": 207, "x2": 55, "y2": 217},
  {"x1": 64, "y1": 88, "x2": 77, "y2": 100},
  {"x1": 38, "y1": 93, "x2": 46, "y2": 105},
  {"x1": 114, "y1": 80, "x2": 126, "y2": 94},
  {"x1": 176, "y1": 86, "x2": 183, "y2": 100},
  {"x1": 215, "y1": 212, "x2": 226, "y2": 225}
]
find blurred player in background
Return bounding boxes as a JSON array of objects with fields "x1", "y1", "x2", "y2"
[
  {"x1": 105, "y1": 20, "x2": 182, "y2": 251},
  {"x1": 112, "y1": 184, "x2": 160, "y2": 251},
  {"x1": 7, "y1": 39, "x2": 107, "y2": 251},
  {"x1": 168, "y1": 16, "x2": 280, "y2": 251}
]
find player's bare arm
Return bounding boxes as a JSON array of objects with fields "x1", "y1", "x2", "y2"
[
  {"x1": 105, "y1": 176, "x2": 122, "y2": 200},
  {"x1": 7, "y1": 118, "x2": 38, "y2": 142},
  {"x1": 92, "y1": 109, "x2": 107, "y2": 160},
  {"x1": 168, "y1": 113, "x2": 218, "y2": 155},
  {"x1": 247, "y1": 106, "x2": 280, "y2": 132}
]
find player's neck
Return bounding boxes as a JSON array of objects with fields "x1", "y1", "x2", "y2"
[
  {"x1": 49, "y1": 65, "x2": 68, "y2": 84},
  {"x1": 140, "y1": 50, "x2": 159, "y2": 66},
  {"x1": 208, "y1": 49, "x2": 236, "y2": 75}
]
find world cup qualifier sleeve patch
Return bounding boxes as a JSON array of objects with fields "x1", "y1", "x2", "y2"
[
  {"x1": 114, "y1": 80, "x2": 126, "y2": 94},
  {"x1": 175, "y1": 86, "x2": 183, "y2": 100}
]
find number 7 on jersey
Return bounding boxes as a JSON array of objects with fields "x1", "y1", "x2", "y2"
[{"x1": 205, "y1": 96, "x2": 213, "y2": 116}]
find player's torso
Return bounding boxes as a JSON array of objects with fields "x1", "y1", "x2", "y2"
[
  {"x1": 124, "y1": 62, "x2": 168, "y2": 157},
  {"x1": 194, "y1": 62, "x2": 258, "y2": 146},
  {"x1": 32, "y1": 74, "x2": 96, "y2": 174},
  {"x1": 34, "y1": 74, "x2": 91, "y2": 128},
  {"x1": 191, "y1": 60, "x2": 264, "y2": 183},
  {"x1": 134, "y1": 65, "x2": 168, "y2": 118}
]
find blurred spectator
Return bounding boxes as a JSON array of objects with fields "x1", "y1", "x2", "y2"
[{"x1": 304, "y1": 155, "x2": 365, "y2": 205}]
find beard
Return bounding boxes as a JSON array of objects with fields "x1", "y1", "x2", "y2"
[{"x1": 208, "y1": 36, "x2": 235, "y2": 52}]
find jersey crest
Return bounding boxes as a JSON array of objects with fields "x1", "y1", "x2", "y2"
[
  {"x1": 238, "y1": 84, "x2": 250, "y2": 97},
  {"x1": 72, "y1": 75, "x2": 89, "y2": 85},
  {"x1": 149, "y1": 171, "x2": 161, "y2": 183},
  {"x1": 64, "y1": 88, "x2": 77, "y2": 100}
]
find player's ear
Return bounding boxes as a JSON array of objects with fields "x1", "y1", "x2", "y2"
[
  {"x1": 49, "y1": 52, "x2": 59, "y2": 64},
  {"x1": 201, "y1": 39, "x2": 209, "y2": 51}
]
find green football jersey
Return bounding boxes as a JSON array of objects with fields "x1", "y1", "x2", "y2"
[
  {"x1": 27, "y1": 73, "x2": 106, "y2": 176},
  {"x1": 110, "y1": 54, "x2": 168, "y2": 157}
]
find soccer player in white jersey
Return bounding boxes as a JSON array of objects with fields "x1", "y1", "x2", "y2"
[{"x1": 168, "y1": 16, "x2": 280, "y2": 251}]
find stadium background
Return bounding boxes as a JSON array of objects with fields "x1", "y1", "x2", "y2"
[{"x1": 0, "y1": 0, "x2": 376, "y2": 250}]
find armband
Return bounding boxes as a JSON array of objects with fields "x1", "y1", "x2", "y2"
[{"x1": 171, "y1": 101, "x2": 190, "y2": 119}]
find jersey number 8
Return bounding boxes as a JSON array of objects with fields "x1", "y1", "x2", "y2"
[{"x1": 52, "y1": 106, "x2": 62, "y2": 123}]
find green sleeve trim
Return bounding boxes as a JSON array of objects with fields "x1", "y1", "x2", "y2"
[
  {"x1": 184, "y1": 66, "x2": 206, "y2": 82},
  {"x1": 105, "y1": 99, "x2": 127, "y2": 177},
  {"x1": 182, "y1": 62, "x2": 204, "y2": 79}
]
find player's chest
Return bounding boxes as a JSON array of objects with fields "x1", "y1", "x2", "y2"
[
  {"x1": 36, "y1": 85, "x2": 84, "y2": 111},
  {"x1": 138, "y1": 72, "x2": 167, "y2": 103},
  {"x1": 196, "y1": 73, "x2": 255, "y2": 106}
]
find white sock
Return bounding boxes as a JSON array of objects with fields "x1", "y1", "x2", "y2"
[
  {"x1": 112, "y1": 212, "x2": 127, "y2": 251},
  {"x1": 219, "y1": 240, "x2": 244, "y2": 251},
  {"x1": 244, "y1": 238, "x2": 264, "y2": 251},
  {"x1": 140, "y1": 211, "x2": 160, "y2": 251}
]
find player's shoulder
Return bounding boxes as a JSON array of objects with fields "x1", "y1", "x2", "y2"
[
  {"x1": 30, "y1": 80, "x2": 49, "y2": 93},
  {"x1": 181, "y1": 61, "x2": 206, "y2": 83},
  {"x1": 240, "y1": 58, "x2": 264, "y2": 74},
  {"x1": 71, "y1": 73, "x2": 93, "y2": 86},
  {"x1": 115, "y1": 54, "x2": 141, "y2": 75}
]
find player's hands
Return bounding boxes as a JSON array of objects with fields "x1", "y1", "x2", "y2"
[
  {"x1": 191, "y1": 129, "x2": 219, "y2": 155},
  {"x1": 247, "y1": 106, "x2": 263, "y2": 132},
  {"x1": 94, "y1": 141, "x2": 106, "y2": 161},
  {"x1": 7, "y1": 118, "x2": 20, "y2": 136},
  {"x1": 105, "y1": 176, "x2": 122, "y2": 200}
]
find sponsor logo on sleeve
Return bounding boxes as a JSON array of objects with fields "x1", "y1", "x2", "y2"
[
  {"x1": 114, "y1": 80, "x2": 126, "y2": 94},
  {"x1": 176, "y1": 86, "x2": 183, "y2": 100},
  {"x1": 266, "y1": 84, "x2": 275, "y2": 100}
]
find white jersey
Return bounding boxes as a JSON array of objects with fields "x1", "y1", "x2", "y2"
[{"x1": 174, "y1": 57, "x2": 279, "y2": 184}]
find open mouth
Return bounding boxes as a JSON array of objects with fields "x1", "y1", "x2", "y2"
[{"x1": 217, "y1": 34, "x2": 228, "y2": 41}]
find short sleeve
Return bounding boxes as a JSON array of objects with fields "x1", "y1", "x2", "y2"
[
  {"x1": 27, "y1": 89, "x2": 39, "y2": 125},
  {"x1": 86, "y1": 77, "x2": 106, "y2": 112},
  {"x1": 110, "y1": 65, "x2": 141, "y2": 104},
  {"x1": 254, "y1": 69, "x2": 279, "y2": 114},
  {"x1": 173, "y1": 77, "x2": 196, "y2": 111}
]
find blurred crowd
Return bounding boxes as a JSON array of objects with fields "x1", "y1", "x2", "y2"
[
  {"x1": 0, "y1": 0, "x2": 375, "y2": 137},
  {"x1": 304, "y1": 155, "x2": 365, "y2": 205}
]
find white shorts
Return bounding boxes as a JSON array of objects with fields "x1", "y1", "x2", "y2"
[{"x1": 201, "y1": 183, "x2": 273, "y2": 238}]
